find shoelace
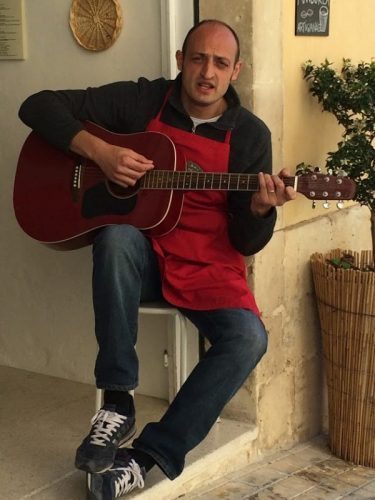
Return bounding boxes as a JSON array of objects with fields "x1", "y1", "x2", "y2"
[
  {"x1": 89, "y1": 409, "x2": 128, "y2": 446},
  {"x1": 113, "y1": 459, "x2": 145, "y2": 497}
]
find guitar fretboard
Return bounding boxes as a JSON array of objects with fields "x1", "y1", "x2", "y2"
[{"x1": 140, "y1": 170, "x2": 297, "y2": 192}]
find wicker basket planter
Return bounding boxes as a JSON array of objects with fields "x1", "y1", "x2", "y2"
[{"x1": 311, "y1": 250, "x2": 375, "y2": 466}]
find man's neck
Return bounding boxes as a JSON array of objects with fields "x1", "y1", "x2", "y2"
[{"x1": 181, "y1": 95, "x2": 227, "y2": 120}]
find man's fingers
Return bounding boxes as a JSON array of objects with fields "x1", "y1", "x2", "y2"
[
  {"x1": 257, "y1": 172, "x2": 267, "y2": 190},
  {"x1": 110, "y1": 148, "x2": 155, "y2": 186},
  {"x1": 278, "y1": 167, "x2": 291, "y2": 178},
  {"x1": 259, "y1": 173, "x2": 276, "y2": 194},
  {"x1": 119, "y1": 150, "x2": 154, "y2": 171},
  {"x1": 260, "y1": 172, "x2": 297, "y2": 203},
  {"x1": 252, "y1": 170, "x2": 297, "y2": 216},
  {"x1": 285, "y1": 186, "x2": 297, "y2": 200}
]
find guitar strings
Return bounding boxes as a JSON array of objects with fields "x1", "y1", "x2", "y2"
[
  {"x1": 81, "y1": 164, "x2": 297, "y2": 191},
  {"x1": 80, "y1": 164, "x2": 349, "y2": 196}
]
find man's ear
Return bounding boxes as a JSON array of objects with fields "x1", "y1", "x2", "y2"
[
  {"x1": 231, "y1": 60, "x2": 243, "y2": 82},
  {"x1": 176, "y1": 50, "x2": 183, "y2": 71}
]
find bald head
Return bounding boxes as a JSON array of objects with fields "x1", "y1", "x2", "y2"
[{"x1": 182, "y1": 20, "x2": 241, "y2": 64}]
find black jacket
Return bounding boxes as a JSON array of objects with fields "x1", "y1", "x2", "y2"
[{"x1": 19, "y1": 74, "x2": 277, "y2": 255}]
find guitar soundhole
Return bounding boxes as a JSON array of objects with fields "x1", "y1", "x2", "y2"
[
  {"x1": 106, "y1": 180, "x2": 139, "y2": 199},
  {"x1": 82, "y1": 182, "x2": 138, "y2": 218}
]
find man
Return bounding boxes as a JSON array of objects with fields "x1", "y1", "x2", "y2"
[{"x1": 19, "y1": 19, "x2": 296, "y2": 500}]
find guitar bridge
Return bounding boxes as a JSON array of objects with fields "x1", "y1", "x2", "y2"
[{"x1": 72, "y1": 162, "x2": 82, "y2": 202}]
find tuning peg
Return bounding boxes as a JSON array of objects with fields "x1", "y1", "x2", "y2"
[
  {"x1": 312, "y1": 201, "x2": 316, "y2": 209},
  {"x1": 314, "y1": 167, "x2": 321, "y2": 172},
  {"x1": 323, "y1": 201, "x2": 330, "y2": 209},
  {"x1": 337, "y1": 201, "x2": 345, "y2": 209}
]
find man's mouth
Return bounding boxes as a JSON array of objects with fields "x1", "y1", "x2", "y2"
[{"x1": 197, "y1": 81, "x2": 215, "y2": 91}]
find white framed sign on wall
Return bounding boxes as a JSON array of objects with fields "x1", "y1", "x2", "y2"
[{"x1": 0, "y1": 0, "x2": 26, "y2": 60}]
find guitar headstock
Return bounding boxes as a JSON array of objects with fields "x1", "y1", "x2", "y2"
[{"x1": 295, "y1": 173, "x2": 356, "y2": 201}]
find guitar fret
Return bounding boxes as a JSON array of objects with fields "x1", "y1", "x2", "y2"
[
  {"x1": 191, "y1": 172, "x2": 195, "y2": 189},
  {"x1": 218, "y1": 173, "x2": 222, "y2": 189},
  {"x1": 221, "y1": 175, "x2": 228, "y2": 189},
  {"x1": 167, "y1": 171, "x2": 173, "y2": 189},
  {"x1": 154, "y1": 170, "x2": 159, "y2": 188},
  {"x1": 166, "y1": 171, "x2": 173, "y2": 189},
  {"x1": 172, "y1": 171, "x2": 178, "y2": 189},
  {"x1": 142, "y1": 173, "x2": 148, "y2": 188},
  {"x1": 194, "y1": 173, "x2": 200, "y2": 189},
  {"x1": 159, "y1": 171, "x2": 165, "y2": 189},
  {"x1": 163, "y1": 171, "x2": 168, "y2": 188},
  {"x1": 153, "y1": 171, "x2": 158, "y2": 188}
]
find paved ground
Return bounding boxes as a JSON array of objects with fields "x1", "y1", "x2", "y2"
[
  {"x1": 3, "y1": 365, "x2": 375, "y2": 499},
  {"x1": 183, "y1": 435, "x2": 375, "y2": 499}
]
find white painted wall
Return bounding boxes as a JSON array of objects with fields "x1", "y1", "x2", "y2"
[{"x1": 0, "y1": 0, "x2": 194, "y2": 398}]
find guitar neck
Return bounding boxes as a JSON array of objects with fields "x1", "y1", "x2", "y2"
[{"x1": 141, "y1": 170, "x2": 296, "y2": 192}]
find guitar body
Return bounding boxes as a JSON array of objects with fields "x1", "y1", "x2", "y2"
[{"x1": 14, "y1": 122, "x2": 184, "y2": 247}]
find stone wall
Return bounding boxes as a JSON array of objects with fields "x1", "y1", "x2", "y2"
[{"x1": 198, "y1": 0, "x2": 373, "y2": 456}]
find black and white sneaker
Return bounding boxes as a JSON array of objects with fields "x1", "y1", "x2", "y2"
[
  {"x1": 75, "y1": 405, "x2": 136, "y2": 473},
  {"x1": 86, "y1": 449, "x2": 146, "y2": 500}
]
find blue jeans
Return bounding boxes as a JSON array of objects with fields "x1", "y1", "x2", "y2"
[{"x1": 92, "y1": 225, "x2": 268, "y2": 480}]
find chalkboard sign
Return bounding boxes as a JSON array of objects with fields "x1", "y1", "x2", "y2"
[{"x1": 295, "y1": 0, "x2": 330, "y2": 36}]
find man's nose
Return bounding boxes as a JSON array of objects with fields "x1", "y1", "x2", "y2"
[{"x1": 200, "y1": 59, "x2": 215, "y2": 78}]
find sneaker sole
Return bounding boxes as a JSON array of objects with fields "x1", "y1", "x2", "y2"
[
  {"x1": 76, "y1": 424, "x2": 137, "y2": 474},
  {"x1": 86, "y1": 473, "x2": 104, "y2": 500},
  {"x1": 118, "y1": 423, "x2": 137, "y2": 448}
]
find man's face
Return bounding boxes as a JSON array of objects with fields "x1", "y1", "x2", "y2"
[{"x1": 176, "y1": 23, "x2": 242, "y2": 119}]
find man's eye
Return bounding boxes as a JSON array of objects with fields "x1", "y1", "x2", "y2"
[{"x1": 217, "y1": 61, "x2": 229, "y2": 68}]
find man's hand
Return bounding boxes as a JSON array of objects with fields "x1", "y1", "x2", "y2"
[
  {"x1": 70, "y1": 130, "x2": 154, "y2": 187},
  {"x1": 250, "y1": 168, "x2": 297, "y2": 217},
  {"x1": 95, "y1": 141, "x2": 154, "y2": 187}
]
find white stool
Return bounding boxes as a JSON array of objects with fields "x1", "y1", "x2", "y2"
[{"x1": 95, "y1": 302, "x2": 189, "y2": 411}]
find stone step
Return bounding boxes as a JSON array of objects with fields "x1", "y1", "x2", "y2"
[{"x1": 131, "y1": 419, "x2": 259, "y2": 499}]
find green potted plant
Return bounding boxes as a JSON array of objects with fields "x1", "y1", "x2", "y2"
[
  {"x1": 302, "y1": 58, "x2": 375, "y2": 254},
  {"x1": 300, "y1": 59, "x2": 375, "y2": 467}
]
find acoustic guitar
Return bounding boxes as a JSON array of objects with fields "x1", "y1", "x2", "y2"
[{"x1": 13, "y1": 121, "x2": 356, "y2": 249}]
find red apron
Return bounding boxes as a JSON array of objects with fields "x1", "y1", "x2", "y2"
[{"x1": 146, "y1": 101, "x2": 260, "y2": 315}]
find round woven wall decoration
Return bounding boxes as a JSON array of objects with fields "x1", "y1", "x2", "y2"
[{"x1": 70, "y1": 0, "x2": 123, "y2": 51}]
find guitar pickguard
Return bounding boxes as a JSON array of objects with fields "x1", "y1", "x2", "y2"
[{"x1": 82, "y1": 182, "x2": 137, "y2": 218}]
